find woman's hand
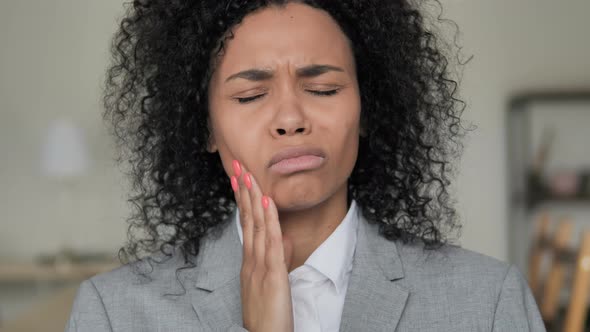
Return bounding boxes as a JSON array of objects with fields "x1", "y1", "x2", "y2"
[{"x1": 230, "y1": 160, "x2": 294, "y2": 332}]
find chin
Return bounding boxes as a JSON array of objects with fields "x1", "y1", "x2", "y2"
[
  {"x1": 273, "y1": 186, "x2": 329, "y2": 212},
  {"x1": 275, "y1": 200, "x2": 316, "y2": 212}
]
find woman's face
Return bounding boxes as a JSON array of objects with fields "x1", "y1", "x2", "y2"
[{"x1": 207, "y1": 2, "x2": 361, "y2": 212}]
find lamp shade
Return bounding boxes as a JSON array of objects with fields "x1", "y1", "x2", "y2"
[{"x1": 40, "y1": 118, "x2": 91, "y2": 177}]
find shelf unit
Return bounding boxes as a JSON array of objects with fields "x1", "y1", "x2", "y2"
[{"x1": 506, "y1": 91, "x2": 590, "y2": 270}]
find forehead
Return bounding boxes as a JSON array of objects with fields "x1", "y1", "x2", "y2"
[{"x1": 215, "y1": 3, "x2": 354, "y2": 75}]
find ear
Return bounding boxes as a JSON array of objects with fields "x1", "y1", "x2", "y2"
[
  {"x1": 359, "y1": 125, "x2": 367, "y2": 137},
  {"x1": 206, "y1": 135, "x2": 218, "y2": 153},
  {"x1": 359, "y1": 115, "x2": 368, "y2": 138},
  {"x1": 206, "y1": 118, "x2": 218, "y2": 153}
]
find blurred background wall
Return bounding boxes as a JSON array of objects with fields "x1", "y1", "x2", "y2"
[
  {"x1": 0, "y1": 0, "x2": 589, "y2": 330},
  {"x1": 0, "y1": 1, "x2": 128, "y2": 261}
]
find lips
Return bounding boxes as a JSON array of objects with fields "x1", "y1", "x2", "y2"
[{"x1": 267, "y1": 146, "x2": 326, "y2": 168}]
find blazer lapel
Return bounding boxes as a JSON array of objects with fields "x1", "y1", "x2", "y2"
[
  {"x1": 339, "y1": 213, "x2": 409, "y2": 332},
  {"x1": 190, "y1": 210, "x2": 245, "y2": 330}
]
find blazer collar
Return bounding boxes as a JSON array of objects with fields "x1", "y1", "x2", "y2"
[{"x1": 190, "y1": 208, "x2": 409, "y2": 331}]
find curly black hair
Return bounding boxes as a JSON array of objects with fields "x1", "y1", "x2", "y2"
[{"x1": 104, "y1": 0, "x2": 469, "y2": 269}]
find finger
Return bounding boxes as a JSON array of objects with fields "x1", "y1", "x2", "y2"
[
  {"x1": 231, "y1": 161, "x2": 252, "y2": 264},
  {"x1": 237, "y1": 165, "x2": 256, "y2": 271},
  {"x1": 244, "y1": 171, "x2": 267, "y2": 270},
  {"x1": 231, "y1": 178, "x2": 241, "y2": 210},
  {"x1": 240, "y1": 165, "x2": 266, "y2": 272},
  {"x1": 231, "y1": 159, "x2": 242, "y2": 201},
  {"x1": 263, "y1": 196, "x2": 287, "y2": 271}
]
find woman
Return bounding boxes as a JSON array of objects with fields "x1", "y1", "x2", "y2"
[{"x1": 67, "y1": 1, "x2": 544, "y2": 331}]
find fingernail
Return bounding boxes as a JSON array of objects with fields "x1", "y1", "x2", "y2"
[
  {"x1": 230, "y1": 176, "x2": 239, "y2": 192},
  {"x1": 244, "y1": 173, "x2": 252, "y2": 189},
  {"x1": 232, "y1": 160, "x2": 242, "y2": 177},
  {"x1": 262, "y1": 196, "x2": 269, "y2": 209}
]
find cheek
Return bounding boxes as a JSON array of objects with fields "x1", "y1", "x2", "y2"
[
  {"x1": 327, "y1": 109, "x2": 360, "y2": 157},
  {"x1": 214, "y1": 112, "x2": 266, "y2": 176},
  {"x1": 336, "y1": 130, "x2": 359, "y2": 174},
  {"x1": 328, "y1": 114, "x2": 360, "y2": 181}
]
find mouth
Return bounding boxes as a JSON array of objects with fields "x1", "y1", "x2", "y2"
[{"x1": 268, "y1": 146, "x2": 326, "y2": 175}]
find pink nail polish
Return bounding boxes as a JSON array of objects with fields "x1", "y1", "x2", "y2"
[
  {"x1": 231, "y1": 176, "x2": 239, "y2": 192},
  {"x1": 232, "y1": 160, "x2": 242, "y2": 177},
  {"x1": 244, "y1": 173, "x2": 252, "y2": 189},
  {"x1": 262, "y1": 196, "x2": 269, "y2": 209}
]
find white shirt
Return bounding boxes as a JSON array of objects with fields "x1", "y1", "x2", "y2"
[{"x1": 235, "y1": 199, "x2": 360, "y2": 332}]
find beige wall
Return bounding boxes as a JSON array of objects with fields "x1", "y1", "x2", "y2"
[{"x1": 1, "y1": 1, "x2": 589, "y2": 262}]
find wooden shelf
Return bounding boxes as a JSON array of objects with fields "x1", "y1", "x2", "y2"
[
  {"x1": 527, "y1": 193, "x2": 590, "y2": 209},
  {"x1": 0, "y1": 262, "x2": 120, "y2": 283},
  {"x1": 521, "y1": 172, "x2": 590, "y2": 209},
  {"x1": 535, "y1": 196, "x2": 590, "y2": 204}
]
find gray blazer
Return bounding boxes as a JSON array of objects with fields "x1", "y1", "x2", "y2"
[{"x1": 66, "y1": 210, "x2": 545, "y2": 331}]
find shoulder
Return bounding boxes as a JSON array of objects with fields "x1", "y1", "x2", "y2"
[
  {"x1": 88, "y1": 248, "x2": 195, "y2": 300},
  {"x1": 67, "y1": 249, "x2": 201, "y2": 331},
  {"x1": 390, "y1": 241, "x2": 544, "y2": 330},
  {"x1": 394, "y1": 241, "x2": 521, "y2": 313},
  {"x1": 396, "y1": 240, "x2": 513, "y2": 287},
  {"x1": 81, "y1": 217, "x2": 237, "y2": 307}
]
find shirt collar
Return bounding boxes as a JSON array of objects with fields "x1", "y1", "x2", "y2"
[{"x1": 235, "y1": 199, "x2": 360, "y2": 295}]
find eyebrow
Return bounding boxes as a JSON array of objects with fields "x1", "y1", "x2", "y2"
[{"x1": 224, "y1": 64, "x2": 344, "y2": 83}]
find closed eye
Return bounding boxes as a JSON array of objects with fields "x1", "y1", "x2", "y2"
[
  {"x1": 235, "y1": 94, "x2": 264, "y2": 104},
  {"x1": 235, "y1": 89, "x2": 340, "y2": 104},
  {"x1": 309, "y1": 89, "x2": 339, "y2": 96}
]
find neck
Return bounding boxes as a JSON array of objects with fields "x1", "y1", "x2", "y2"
[{"x1": 278, "y1": 182, "x2": 349, "y2": 273}]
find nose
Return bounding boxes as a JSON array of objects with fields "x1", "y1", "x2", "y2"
[{"x1": 270, "y1": 95, "x2": 311, "y2": 138}]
